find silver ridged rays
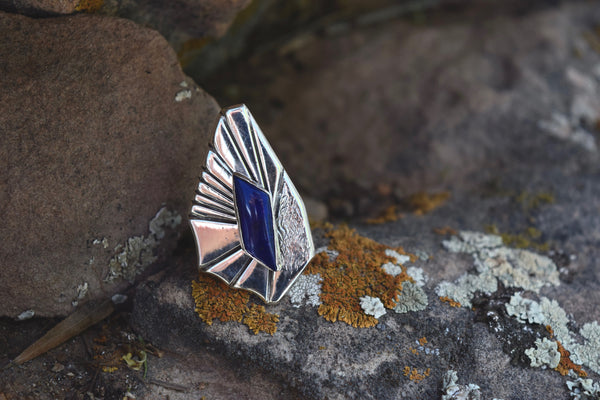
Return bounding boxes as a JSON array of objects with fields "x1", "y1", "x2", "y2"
[{"x1": 190, "y1": 104, "x2": 315, "y2": 303}]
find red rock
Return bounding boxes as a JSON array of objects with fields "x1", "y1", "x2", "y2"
[{"x1": 0, "y1": 12, "x2": 219, "y2": 317}]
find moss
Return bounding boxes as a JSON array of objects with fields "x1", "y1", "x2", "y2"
[{"x1": 307, "y1": 225, "x2": 411, "y2": 328}]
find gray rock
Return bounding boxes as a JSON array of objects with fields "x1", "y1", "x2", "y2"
[
  {"x1": 132, "y1": 2, "x2": 600, "y2": 399},
  {"x1": 0, "y1": 12, "x2": 219, "y2": 317}
]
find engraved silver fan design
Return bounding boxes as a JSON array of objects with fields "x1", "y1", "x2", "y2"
[{"x1": 190, "y1": 104, "x2": 315, "y2": 303}]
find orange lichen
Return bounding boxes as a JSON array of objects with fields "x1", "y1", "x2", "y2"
[
  {"x1": 433, "y1": 226, "x2": 458, "y2": 236},
  {"x1": 243, "y1": 304, "x2": 279, "y2": 335},
  {"x1": 191, "y1": 274, "x2": 280, "y2": 335},
  {"x1": 403, "y1": 366, "x2": 431, "y2": 382},
  {"x1": 192, "y1": 274, "x2": 249, "y2": 325},
  {"x1": 418, "y1": 337, "x2": 428, "y2": 346},
  {"x1": 546, "y1": 325, "x2": 554, "y2": 337},
  {"x1": 410, "y1": 347, "x2": 419, "y2": 355},
  {"x1": 439, "y1": 296, "x2": 461, "y2": 308},
  {"x1": 306, "y1": 225, "x2": 411, "y2": 328},
  {"x1": 75, "y1": 0, "x2": 103, "y2": 12},
  {"x1": 366, "y1": 205, "x2": 403, "y2": 224},
  {"x1": 408, "y1": 191, "x2": 451, "y2": 215},
  {"x1": 555, "y1": 341, "x2": 587, "y2": 377}
]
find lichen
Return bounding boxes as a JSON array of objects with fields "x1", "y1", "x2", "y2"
[
  {"x1": 571, "y1": 322, "x2": 600, "y2": 375},
  {"x1": 191, "y1": 274, "x2": 249, "y2": 325},
  {"x1": 366, "y1": 205, "x2": 402, "y2": 224},
  {"x1": 435, "y1": 271, "x2": 497, "y2": 308},
  {"x1": 403, "y1": 366, "x2": 431, "y2": 382},
  {"x1": 243, "y1": 304, "x2": 279, "y2": 335},
  {"x1": 439, "y1": 296, "x2": 461, "y2": 308},
  {"x1": 175, "y1": 89, "x2": 192, "y2": 102},
  {"x1": 407, "y1": 191, "x2": 451, "y2": 215},
  {"x1": 525, "y1": 338, "x2": 561, "y2": 369},
  {"x1": 441, "y1": 370, "x2": 482, "y2": 400},
  {"x1": 75, "y1": 0, "x2": 104, "y2": 12},
  {"x1": 505, "y1": 294, "x2": 571, "y2": 346},
  {"x1": 105, "y1": 207, "x2": 181, "y2": 282},
  {"x1": 505, "y1": 292, "x2": 598, "y2": 377},
  {"x1": 306, "y1": 225, "x2": 411, "y2": 328},
  {"x1": 556, "y1": 340, "x2": 587, "y2": 377},
  {"x1": 394, "y1": 282, "x2": 428, "y2": 313},
  {"x1": 191, "y1": 273, "x2": 280, "y2": 335},
  {"x1": 437, "y1": 231, "x2": 559, "y2": 307},
  {"x1": 486, "y1": 225, "x2": 551, "y2": 252},
  {"x1": 287, "y1": 273, "x2": 322, "y2": 307},
  {"x1": 17, "y1": 310, "x2": 35, "y2": 320},
  {"x1": 360, "y1": 296, "x2": 386, "y2": 319},
  {"x1": 566, "y1": 378, "x2": 600, "y2": 400},
  {"x1": 407, "y1": 266, "x2": 428, "y2": 287}
]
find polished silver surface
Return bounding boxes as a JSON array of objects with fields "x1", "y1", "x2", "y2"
[{"x1": 190, "y1": 104, "x2": 315, "y2": 303}]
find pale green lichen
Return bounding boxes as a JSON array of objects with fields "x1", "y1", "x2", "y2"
[
  {"x1": 441, "y1": 370, "x2": 483, "y2": 400},
  {"x1": 288, "y1": 274, "x2": 322, "y2": 307},
  {"x1": 436, "y1": 271, "x2": 497, "y2": 308},
  {"x1": 506, "y1": 292, "x2": 600, "y2": 376},
  {"x1": 437, "y1": 231, "x2": 559, "y2": 307},
  {"x1": 382, "y1": 262, "x2": 403, "y2": 277},
  {"x1": 571, "y1": 322, "x2": 600, "y2": 375},
  {"x1": 407, "y1": 266, "x2": 428, "y2": 287},
  {"x1": 505, "y1": 293, "x2": 572, "y2": 347},
  {"x1": 105, "y1": 207, "x2": 181, "y2": 282},
  {"x1": 566, "y1": 378, "x2": 600, "y2": 400},
  {"x1": 360, "y1": 296, "x2": 386, "y2": 319},
  {"x1": 394, "y1": 281, "x2": 427, "y2": 313},
  {"x1": 525, "y1": 338, "x2": 561, "y2": 369},
  {"x1": 385, "y1": 249, "x2": 411, "y2": 264}
]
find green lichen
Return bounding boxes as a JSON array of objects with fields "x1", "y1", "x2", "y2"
[{"x1": 394, "y1": 281, "x2": 428, "y2": 313}]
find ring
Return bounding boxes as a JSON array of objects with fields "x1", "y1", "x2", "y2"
[{"x1": 190, "y1": 104, "x2": 315, "y2": 303}]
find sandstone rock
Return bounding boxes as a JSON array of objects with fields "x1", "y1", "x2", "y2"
[
  {"x1": 0, "y1": 12, "x2": 219, "y2": 317},
  {"x1": 0, "y1": 0, "x2": 79, "y2": 16}
]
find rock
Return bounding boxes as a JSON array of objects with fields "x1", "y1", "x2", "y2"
[
  {"x1": 202, "y1": 1, "x2": 600, "y2": 219},
  {"x1": 131, "y1": 2, "x2": 600, "y2": 399},
  {"x1": 0, "y1": 12, "x2": 219, "y2": 317},
  {"x1": 108, "y1": 0, "x2": 252, "y2": 44},
  {"x1": 0, "y1": 0, "x2": 79, "y2": 16}
]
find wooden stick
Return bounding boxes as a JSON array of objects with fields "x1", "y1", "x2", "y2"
[{"x1": 13, "y1": 299, "x2": 114, "y2": 365}]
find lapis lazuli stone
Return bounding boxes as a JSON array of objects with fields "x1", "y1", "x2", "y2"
[{"x1": 233, "y1": 175, "x2": 278, "y2": 271}]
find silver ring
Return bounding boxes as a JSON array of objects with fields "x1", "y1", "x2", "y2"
[{"x1": 190, "y1": 104, "x2": 315, "y2": 303}]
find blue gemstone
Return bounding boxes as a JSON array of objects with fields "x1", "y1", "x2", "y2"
[{"x1": 233, "y1": 175, "x2": 278, "y2": 271}]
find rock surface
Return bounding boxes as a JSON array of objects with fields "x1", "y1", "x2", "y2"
[
  {"x1": 0, "y1": 12, "x2": 219, "y2": 317},
  {"x1": 130, "y1": 2, "x2": 600, "y2": 399},
  {"x1": 202, "y1": 0, "x2": 600, "y2": 219}
]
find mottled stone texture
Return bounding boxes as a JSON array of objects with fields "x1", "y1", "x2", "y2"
[
  {"x1": 0, "y1": 12, "x2": 219, "y2": 317},
  {"x1": 132, "y1": 2, "x2": 600, "y2": 399}
]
